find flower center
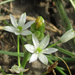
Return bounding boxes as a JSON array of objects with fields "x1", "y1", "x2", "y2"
[
  {"x1": 17, "y1": 26, "x2": 22, "y2": 31},
  {"x1": 36, "y1": 47, "x2": 42, "y2": 53}
]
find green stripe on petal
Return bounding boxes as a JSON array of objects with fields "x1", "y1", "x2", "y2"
[
  {"x1": 10, "y1": 14, "x2": 18, "y2": 28},
  {"x1": 43, "y1": 48, "x2": 58, "y2": 54},
  {"x1": 40, "y1": 35, "x2": 50, "y2": 49},
  {"x1": 39, "y1": 54, "x2": 48, "y2": 65},
  {"x1": 3, "y1": 26, "x2": 16, "y2": 33},
  {"x1": 32, "y1": 34, "x2": 39, "y2": 48},
  {"x1": 18, "y1": 13, "x2": 26, "y2": 26}
]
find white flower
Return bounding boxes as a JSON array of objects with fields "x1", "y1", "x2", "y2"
[
  {"x1": 3, "y1": 13, "x2": 35, "y2": 35},
  {"x1": 60, "y1": 29, "x2": 75, "y2": 43},
  {"x1": 9, "y1": 65, "x2": 29, "y2": 73},
  {"x1": 25, "y1": 34, "x2": 58, "y2": 65}
]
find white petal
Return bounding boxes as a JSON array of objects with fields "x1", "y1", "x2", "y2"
[
  {"x1": 24, "y1": 21, "x2": 35, "y2": 29},
  {"x1": 3, "y1": 26, "x2": 16, "y2": 33},
  {"x1": 20, "y1": 68, "x2": 29, "y2": 72},
  {"x1": 29, "y1": 53, "x2": 38, "y2": 63},
  {"x1": 10, "y1": 14, "x2": 18, "y2": 27},
  {"x1": 32, "y1": 34, "x2": 39, "y2": 48},
  {"x1": 14, "y1": 31, "x2": 21, "y2": 35},
  {"x1": 15, "y1": 70, "x2": 20, "y2": 73},
  {"x1": 60, "y1": 29, "x2": 75, "y2": 43},
  {"x1": 39, "y1": 54, "x2": 48, "y2": 65},
  {"x1": 21, "y1": 30, "x2": 32, "y2": 35},
  {"x1": 18, "y1": 13, "x2": 26, "y2": 26},
  {"x1": 40, "y1": 35, "x2": 50, "y2": 49},
  {"x1": 24, "y1": 44, "x2": 35, "y2": 53},
  {"x1": 43, "y1": 48, "x2": 58, "y2": 54}
]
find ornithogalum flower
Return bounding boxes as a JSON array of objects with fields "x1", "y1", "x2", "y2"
[
  {"x1": 9, "y1": 65, "x2": 29, "y2": 73},
  {"x1": 25, "y1": 34, "x2": 58, "y2": 65},
  {"x1": 60, "y1": 29, "x2": 75, "y2": 43},
  {"x1": 3, "y1": 13, "x2": 35, "y2": 35}
]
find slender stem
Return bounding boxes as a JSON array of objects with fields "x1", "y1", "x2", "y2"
[
  {"x1": 48, "y1": 41, "x2": 61, "y2": 48},
  {"x1": 19, "y1": 36, "x2": 30, "y2": 75},
  {"x1": 0, "y1": 68, "x2": 6, "y2": 75},
  {"x1": 17, "y1": 35, "x2": 21, "y2": 67},
  {"x1": 48, "y1": 43, "x2": 75, "y2": 58},
  {"x1": 19, "y1": 51, "x2": 30, "y2": 75},
  {"x1": 69, "y1": 0, "x2": 75, "y2": 10},
  {"x1": 20, "y1": 35, "x2": 25, "y2": 52},
  {"x1": 47, "y1": 55, "x2": 75, "y2": 62},
  {"x1": 54, "y1": 0, "x2": 73, "y2": 30},
  {"x1": 54, "y1": 0, "x2": 75, "y2": 51},
  {"x1": 56, "y1": 46, "x2": 75, "y2": 58},
  {"x1": 21, "y1": 51, "x2": 30, "y2": 68},
  {"x1": 48, "y1": 58, "x2": 67, "y2": 75}
]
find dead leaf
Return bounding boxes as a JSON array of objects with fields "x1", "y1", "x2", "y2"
[{"x1": 47, "y1": 60, "x2": 58, "y2": 73}]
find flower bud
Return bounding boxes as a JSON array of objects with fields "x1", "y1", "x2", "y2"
[
  {"x1": 35, "y1": 16, "x2": 44, "y2": 29},
  {"x1": 31, "y1": 23, "x2": 36, "y2": 32},
  {"x1": 38, "y1": 32, "x2": 44, "y2": 40},
  {"x1": 60, "y1": 29, "x2": 75, "y2": 43},
  {"x1": 34, "y1": 30, "x2": 41, "y2": 38},
  {"x1": 38, "y1": 23, "x2": 45, "y2": 32}
]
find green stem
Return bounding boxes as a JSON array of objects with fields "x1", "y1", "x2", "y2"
[
  {"x1": 47, "y1": 55, "x2": 75, "y2": 62},
  {"x1": 20, "y1": 35, "x2": 25, "y2": 53},
  {"x1": 69, "y1": 0, "x2": 75, "y2": 10},
  {"x1": 22, "y1": 51, "x2": 30, "y2": 68},
  {"x1": 56, "y1": 46, "x2": 75, "y2": 58},
  {"x1": 54, "y1": 0, "x2": 75, "y2": 51},
  {"x1": 0, "y1": 68, "x2": 6, "y2": 75},
  {"x1": 19, "y1": 36, "x2": 30, "y2": 75},
  {"x1": 48, "y1": 58, "x2": 67, "y2": 75},
  {"x1": 48, "y1": 41, "x2": 61, "y2": 48},
  {"x1": 54, "y1": 0, "x2": 73, "y2": 30},
  {"x1": 19, "y1": 51, "x2": 30, "y2": 75},
  {"x1": 21, "y1": 36, "x2": 30, "y2": 68},
  {"x1": 17, "y1": 35, "x2": 21, "y2": 67},
  {"x1": 48, "y1": 42, "x2": 75, "y2": 58}
]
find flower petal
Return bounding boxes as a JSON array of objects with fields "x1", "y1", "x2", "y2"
[
  {"x1": 43, "y1": 48, "x2": 58, "y2": 54},
  {"x1": 10, "y1": 14, "x2": 18, "y2": 27},
  {"x1": 18, "y1": 13, "x2": 26, "y2": 26},
  {"x1": 39, "y1": 54, "x2": 48, "y2": 65},
  {"x1": 24, "y1": 21, "x2": 35, "y2": 29},
  {"x1": 29, "y1": 53, "x2": 38, "y2": 63},
  {"x1": 40, "y1": 35, "x2": 50, "y2": 49},
  {"x1": 14, "y1": 31, "x2": 21, "y2": 35},
  {"x1": 3, "y1": 26, "x2": 16, "y2": 33},
  {"x1": 20, "y1": 68, "x2": 29, "y2": 72},
  {"x1": 60, "y1": 29, "x2": 75, "y2": 43},
  {"x1": 32, "y1": 34, "x2": 39, "y2": 48},
  {"x1": 21, "y1": 30, "x2": 32, "y2": 35},
  {"x1": 15, "y1": 70, "x2": 20, "y2": 73},
  {"x1": 24, "y1": 44, "x2": 35, "y2": 53},
  {"x1": 9, "y1": 65, "x2": 20, "y2": 73}
]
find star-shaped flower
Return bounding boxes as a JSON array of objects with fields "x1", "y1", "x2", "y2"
[
  {"x1": 3, "y1": 13, "x2": 35, "y2": 35},
  {"x1": 9, "y1": 65, "x2": 29, "y2": 73},
  {"x1": 25, "y1": 34, "x2": 58, "y2": 65}
]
